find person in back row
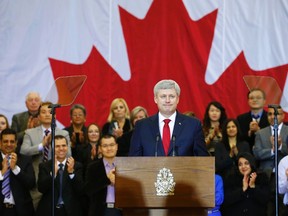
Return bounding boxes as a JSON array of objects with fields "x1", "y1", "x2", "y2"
[
  {"x1": 237, "y1": 88, "x2": 269, "y2": 152},
  {"x1": 11, "y1": 92, "x2": 42, "y2": 144}
]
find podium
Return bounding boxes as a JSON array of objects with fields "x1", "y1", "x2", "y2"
[{"x1": 115, "y1": 157, "x2": 215, "y2": 216}]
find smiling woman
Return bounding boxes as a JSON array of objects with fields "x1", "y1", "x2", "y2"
[{"x1": 222, "y1": 152, "x2": 270, "y2": 216}]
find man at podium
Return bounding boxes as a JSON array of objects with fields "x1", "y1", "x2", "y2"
[{"x1": 129, "y1": 79, "x2": 209, "y2": 157}]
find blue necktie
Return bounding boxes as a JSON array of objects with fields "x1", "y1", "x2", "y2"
[
  {"x1": 43, "y1": 129, "x2": 50, "y2": 162},
  {"x1": 2, "y1": 155, "x2": 11, "y2": 199},
  {"x1": 252, "y1": 114, "x2": 260, "y2": 120},
  {"x1": 57, "y1": 163, "x2": 64, "y2": 205}
]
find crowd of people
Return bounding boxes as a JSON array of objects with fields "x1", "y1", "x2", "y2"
[{"x1": 0, "y1": 80, "x2": 288, "y2": 216}]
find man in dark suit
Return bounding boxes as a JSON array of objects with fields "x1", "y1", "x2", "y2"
[
  {"x1": 85, "y1": 135, "x2": 122, "y2": 216},
  {"x1": 253, "y1": 105, "x2": 288, "y2": 216},
  {"x1": 11, "y1": 92, "x2": 42, "y2": 145},
  {"x1": 237, "y1": 88, "x2": 269, "y2": 151},
  {"x1": 20, "y1": 101, "x2": 71, "y2": 209},
  {"x1": 36, "y1": 135, "x2": 83, "y2": 216},
  {"x1": 129, "y1": 79, "x2": 208, "y2": 156},
  {"x1": 0, "y1": 128, "x2": 35, "y2": 216}
]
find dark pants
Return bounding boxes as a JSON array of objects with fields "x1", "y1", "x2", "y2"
[
  {"x1": 1, "y1": 204, "x2": 17, "y2": 216},
  {"x1": 55, "y1": 206, "x2": 67, "y2": 216},
  {"x1": 103, "y1": 207, "x2": 122, "y2": 216}
]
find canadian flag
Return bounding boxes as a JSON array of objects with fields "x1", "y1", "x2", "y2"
[{"x1": 0, "y1": 0, "x2": 287, "y2": 127}]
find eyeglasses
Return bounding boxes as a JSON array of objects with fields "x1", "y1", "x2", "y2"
[{"x1": 100, "y1": 143, "x2": 117, "y2": 148}]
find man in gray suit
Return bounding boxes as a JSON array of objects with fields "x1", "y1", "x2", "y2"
[
  {"x1": 11, "y1": 92, "x2": 42, "y2": 145},
  {"x1": 253, "y1": 105, "x2": 288, "y2": 216},
  {"x1": 20, "y1": 101, "x2": 71, "y2": 210}
]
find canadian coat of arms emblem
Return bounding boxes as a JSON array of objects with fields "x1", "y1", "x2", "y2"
[{"x1": 154, "y1": 168, "x2": 176, "y2": 196}]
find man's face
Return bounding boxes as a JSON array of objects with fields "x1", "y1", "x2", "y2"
[
  {"x1": 154, "y1": 88, "x2": 179, "y2": 117},
  {"x1": 55, "y1": 138, "x2": 68, "y2": 161},
  {"x1": 0, "y1": 134, "x2": 17, "y2": 155},
  {"x1": 99, "y1": 137, "x2": 118, "y2": 159},
  {"x1": 248, "y1": 90, "x2": 265, "y2": 110},
  {"x1": 267, "y1": 108, "x2": 285, "y2": 125},
  {"x1": 26, "y1": 93, "x2": 41, "y2": 114},
  {"x1": 38, "y1": 105, "x2": 52, "y2": 125}
]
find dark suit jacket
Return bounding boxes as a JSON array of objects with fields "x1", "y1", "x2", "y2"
[
  {"x1": 11, "y1": 111, "x2": 30, "y2": 141},
  {"x1": 85, "y1": 159, "x2": 111, "y2": 216},
  {"x1": 63, "y1": 125, "x2": 87, "y2": 161},
  {"x1": 129, "y1": 112, "x2": 209, "y2": 156},
  {"x1": 215, "y1": 141, "x2": 251, "y2": 179},
  {"x1": 222, "y1": 171, "x2": 270, "y2": 216},
  {"x1": 36, "y1": 160, "x2": 84, "y2": 216},
  {"x1": 0, "y1": 153, "x2": 35, "y2": 216},
  {"x1": 237, "y1": 110, "x2": 269, "y2": 150}
]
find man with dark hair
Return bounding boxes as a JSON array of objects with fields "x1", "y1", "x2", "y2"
[
  {"x1": 20, "y1": 101, "x2": 71, "y2": 209},
  {"x1": 0, "y1": 128, "x2": 35, "y2": 216},
  {"x1": 237, "y1": 88, "x2": 270, "y2": 151},
  {"x1": 36, "y1": 135, "x2": 83, "y2": 216},
  {"x1": 85, "y1": 135, "x2": 122, "y2": 216}
]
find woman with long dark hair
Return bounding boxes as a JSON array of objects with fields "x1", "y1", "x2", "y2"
[
  {"x1": 215, "y1": 119, "x2": 250, "y2": 178},
  {"x1": 222, "y1": 152, "x2": 270, "y2": 216}
]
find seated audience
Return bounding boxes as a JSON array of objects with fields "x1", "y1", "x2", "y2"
[
  {"x1": 102, "y1": 98, "x2": 131, "y2": 139},
  {"x1": 117, "y1": 106, "x2": 148, "y2": 156},
  {"x1": 203, "y1": 101, "x2": 227, "y2": 156},
  {"x1": 222, "y1": 152, "x2": 270, "y2": 216},
  {"x1": 215, "y1": 119, "x2": 250, "y2": 179},
  {"x1": 0, "y1": 128, "x2": 35, "y2": 216}
]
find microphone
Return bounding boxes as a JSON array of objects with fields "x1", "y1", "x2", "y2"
[
  {"x1": 155, "y1": 134, "x2": 160, "y2": 157},
  {"x1": 172, "y1": 135, "x2": 176, "y2": 156},
  {"x1": 48, "y1": 104, "x2": 61, "y2": 109}
]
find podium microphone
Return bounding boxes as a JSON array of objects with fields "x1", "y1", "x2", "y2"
[
  {"x1": 172, "y1": 135, "x2": 176, "y2": 156},
  {"x1": 48, "y1": 104, "x2": 61, "y2": 109},
  {"x1": 155, "y1": 134, "x2": 160, "y2": 157}
]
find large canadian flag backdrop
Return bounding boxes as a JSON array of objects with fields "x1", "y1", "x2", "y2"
[{"x1": 0, "y1": 0, "x2": 288, "y2": 127}]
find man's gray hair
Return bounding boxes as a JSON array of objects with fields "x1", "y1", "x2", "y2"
[{"x1": 153, "y1": 79, "x2": 181, "y2": 96}]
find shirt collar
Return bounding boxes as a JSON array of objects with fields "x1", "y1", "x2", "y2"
[{"x1": 158, "y1": 111, "x2": 177, "y2": 123}]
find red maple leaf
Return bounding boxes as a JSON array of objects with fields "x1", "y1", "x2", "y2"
[{"x1": 49, "y1": 0, "x2": 288, "y2": 127}]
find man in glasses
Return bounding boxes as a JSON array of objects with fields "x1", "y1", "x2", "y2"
[{"x1": 85, "y1": 134, "x2": 122, "y2": 216}]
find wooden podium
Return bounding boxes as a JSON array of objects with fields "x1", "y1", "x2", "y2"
[{"x1": 115, "y1": 157, "x2": 215, "y2": 216}]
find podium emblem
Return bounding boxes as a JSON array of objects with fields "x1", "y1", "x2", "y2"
[{"x1": 154, "y1": 168, "x2": 176, "y2": 196}]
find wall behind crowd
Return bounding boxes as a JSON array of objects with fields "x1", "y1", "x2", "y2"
[{"x1": 0, "y1": 0, "x2": 287, "y2": 127}]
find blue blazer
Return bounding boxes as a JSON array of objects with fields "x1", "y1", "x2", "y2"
[{"x1": 129, "y1": 112, "x2": 209, "y2": 156}]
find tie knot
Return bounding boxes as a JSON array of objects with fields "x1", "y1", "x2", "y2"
[
  {"x1": 252, "y1": 114, "x2": 260, "y2": 119},
  {"x1": 44, "y1": 129, "x2": 50, "y2": 136},
  {"x1": 164, "y1": 119, "x2": 171, "y2": 125},
  {"x1": 59, "y1": 163, "x2": 64, "y2": 170}
]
